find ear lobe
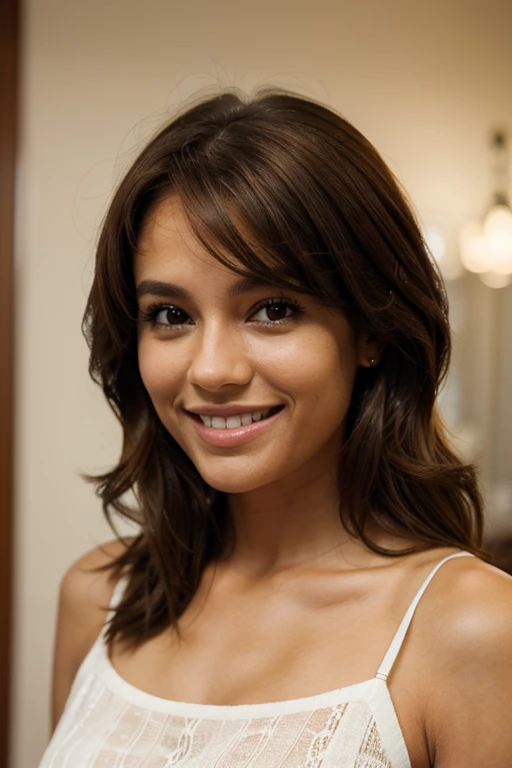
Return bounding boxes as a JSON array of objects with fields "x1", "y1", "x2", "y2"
[
  {"x1": 360, "y1": 356, "x2": 379, "y2": 368},
  {"x1": 357, "y1": 334, "x2": 385, "y2": 368}
]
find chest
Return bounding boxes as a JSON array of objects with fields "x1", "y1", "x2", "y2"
[
  {"x1": 112, "y1": 569, "x2": 392, "y2": 701},
  {"x1": 107, "y1": 569, "x2": 431, "y2": 766}
]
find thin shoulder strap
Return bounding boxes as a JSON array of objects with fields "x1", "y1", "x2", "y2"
[{"x1": 376, "y1": 551, "x2": 475, "y2": 682}]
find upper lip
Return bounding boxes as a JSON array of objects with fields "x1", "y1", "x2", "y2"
[{"x1": 185, "y1": 404, "x2": 284, "y2": 417}]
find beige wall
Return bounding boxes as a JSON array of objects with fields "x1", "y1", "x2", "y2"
[{"x1": 13, "y1": 0, "x2": 512, "y2": 765}]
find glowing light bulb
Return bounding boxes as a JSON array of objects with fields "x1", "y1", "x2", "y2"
[
  {"x1": 479, "y1": 271, "x2": 512, "y2": 289},
  {"x1": 483, "y1": 205, "x2": 512, "y2": 274},
  {"x1": 459, "y1": 221, "x2": 489, "y2": 273}
]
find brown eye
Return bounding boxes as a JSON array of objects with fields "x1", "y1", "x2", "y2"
[
  {"x1": 158, "y1": 307, "x2": 189, "y2": 325},
  {"x1": 251, "y1": 298, "x2": 303, "y2": 325},
  {"x1": 265, "y1": 302, "x2": 291, "y2": 322},
  {"x1": 140, "y1": 303, "x2": 192, "y2": 329}
]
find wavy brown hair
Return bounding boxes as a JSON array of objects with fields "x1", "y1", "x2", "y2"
[{"x1": 82, "y1": 86, "x2": 488, "y2": 650}]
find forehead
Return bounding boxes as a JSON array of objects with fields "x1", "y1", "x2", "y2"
[
  {"x1": 136, "y1": 195, "x2": 208, "y2": 263},
  {"x1": 136, "y1": 194, "x2": 258, "y2": 289},
  {"x1": 135, "y1": 195, "x2": 290, "y2": 300}
]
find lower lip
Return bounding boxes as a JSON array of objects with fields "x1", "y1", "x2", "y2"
[{"x1": 186, "y1": 407, "x2": 285, "y2": 447}]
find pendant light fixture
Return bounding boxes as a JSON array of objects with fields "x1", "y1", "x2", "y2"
[{"x1": 459, "y1": 131, "x2": 512, "y2": 288}]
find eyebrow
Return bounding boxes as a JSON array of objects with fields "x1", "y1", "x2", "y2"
[{"x1": 135, "y1": 276, "x2": 287, "y2": 301}]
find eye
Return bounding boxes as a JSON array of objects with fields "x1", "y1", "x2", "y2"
[
  {"x1": 139, "y1": 304, "x2": 191, "y2": 328},
  {"x1": 250, "y1": 298, "x2": 305, "y2": 325},
  {"x1": 139, "y1": 296, "x2": 306, "y2": 332}
]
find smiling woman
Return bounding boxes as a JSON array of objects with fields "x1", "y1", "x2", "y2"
[
  {"x1": 133, "y1": 195, "x2": 368, "y2": 488},
  {"x1": 39, "y1": 87, "x2": 512, "y2": 768}
]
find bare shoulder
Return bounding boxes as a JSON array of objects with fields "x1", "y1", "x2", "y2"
[
  {"x1": 416, "y1": 555, "x2": 512, "y2": 766},
  {"x1": 59, "y1": 537, "x2": 135, "y2": 625},
  {"x1": 50, "y1": 536, "x2": 136, "y2": 734},
  {"x1": 419, "y1": 554, "x2": 512, "y2": 657}
]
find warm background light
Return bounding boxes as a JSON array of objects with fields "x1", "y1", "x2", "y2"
[
  {"x1": 458, "y1": 131, "x2": 512, "y2": 288},
  {"x1": 483, "y1": 205, "x2": 512, "y2": 273},
  {"x1": 459, "y1": 205, "x2": 512, "y2": 283}
]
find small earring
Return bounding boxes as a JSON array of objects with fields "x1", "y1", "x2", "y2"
[{"x1": 368, "y1": 357, "x2": 376, "y2": 365}]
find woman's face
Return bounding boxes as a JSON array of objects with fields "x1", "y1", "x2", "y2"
[{"x1": 134, "y1": 195, "x2": 375, "y2": 494}]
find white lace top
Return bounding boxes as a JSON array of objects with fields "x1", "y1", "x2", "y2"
[{"x1": 39, "y1": 551, "x2": 474, "y2": 767}]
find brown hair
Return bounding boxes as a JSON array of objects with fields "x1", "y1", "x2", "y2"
[{"x1": 82, "y1": 86, "x2": 488, "y2": 650}]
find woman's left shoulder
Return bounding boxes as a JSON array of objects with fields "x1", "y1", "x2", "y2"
[
  {"x1": 433, "y1": 552, "x2": 512, "y2": 641},
  {"x1": 419, "y1": 552, "x2": 512, "y2": 766},
  {"x1": 421, "y1": 551, "x2": 512, "y2": 656}
]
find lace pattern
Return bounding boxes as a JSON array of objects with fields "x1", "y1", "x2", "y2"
[{"x1": 40, "y1": 674, "x2": 393, "y2": 767}]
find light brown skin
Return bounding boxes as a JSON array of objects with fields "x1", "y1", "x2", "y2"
[
  {"x1": 52, "y1": 538, "x2": 512, "y2": 767},
  {"x1": 51, "y1": 195, "x2": 512, "y2": 764}
]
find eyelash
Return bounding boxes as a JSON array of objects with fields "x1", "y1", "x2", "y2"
[{"x1": 139, "y1": 297, "x2": 306, "y2": 331}]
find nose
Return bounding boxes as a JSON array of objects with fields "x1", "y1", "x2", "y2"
[{"x1": 186, "y1": 321, "x2": 253, "y2": 391}]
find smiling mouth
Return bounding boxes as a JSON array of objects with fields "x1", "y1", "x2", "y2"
[{"x1": 188, "y1": 405, "x2": 285, "y2": 430}]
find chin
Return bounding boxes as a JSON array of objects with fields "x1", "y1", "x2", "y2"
[{"x1": 193, "y1": 463, "x2": 275, "y2": 495}]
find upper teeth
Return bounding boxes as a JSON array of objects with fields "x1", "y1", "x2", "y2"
[{"x1": 199, "y1": 407, "x2": 278, "y2": 429}]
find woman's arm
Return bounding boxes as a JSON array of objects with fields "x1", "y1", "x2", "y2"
[
  {"x1": 49, "y1": 537, "x2": 134, "y2": 734},
  {"x1": 424, "y1": 562, "x2": 512, "y2": 766}
]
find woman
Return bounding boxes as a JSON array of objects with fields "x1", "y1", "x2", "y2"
[{"x1": 40, "y1": 87, "x2": 512, "y2": 767}]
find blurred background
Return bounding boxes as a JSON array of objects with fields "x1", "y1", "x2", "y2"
[{"x1": 2, "y1": 0, "x2": 511, "y2": 765}]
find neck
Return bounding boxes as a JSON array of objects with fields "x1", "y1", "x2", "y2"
[{"x1": 217, "y1": 462, "x2": 372, "y2": 579}]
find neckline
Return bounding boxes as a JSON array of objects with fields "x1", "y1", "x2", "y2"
[
  {"x1": 96, "y1": 549, "x2": 474, "y2": 720},
  {"x1": 97, "y1": 640, "x2": 386, "y2": 719}
]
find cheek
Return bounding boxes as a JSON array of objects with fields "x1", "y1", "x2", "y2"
[
  {"x1": 312, "y1": 352, "x2": 357, "y2": 425},
  {"x1": 137, "y1": 325, "x2": 358, "y2": 415},
  {"x1": 137, "y1": 340, "x2": 180, "y2": 405},
  {"x1": 268, "y1": 331, "x2": 357, "y2": 401}
]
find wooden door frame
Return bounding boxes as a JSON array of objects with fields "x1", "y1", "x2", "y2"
[{"x1": 0, "y1": 0, "x2": 19, "y2": 764}]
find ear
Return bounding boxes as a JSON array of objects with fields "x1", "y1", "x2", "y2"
[{"x1": 356, "y1": 333, "x2": 385, "y2": 369}]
